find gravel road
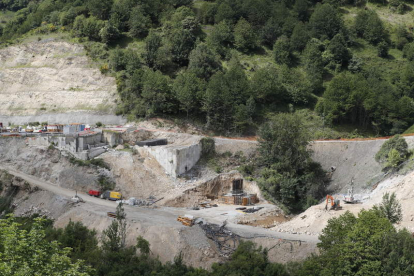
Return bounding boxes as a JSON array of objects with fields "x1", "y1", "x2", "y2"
[{"x1": 0, "y1": 164, "x2": 319, "y2": 244}]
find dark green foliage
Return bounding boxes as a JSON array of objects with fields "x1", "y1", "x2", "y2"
[
  {"x1": 234, "y1": 17, "x2": 258, "y2": 52},
  {"x1": 290, "y1": 22, "x2": 310, "y2": 52},
  {"x1": 327, "y1": 33, "x2": 351, "y2": 66},
  {"x1": 303, "y1": 39, "x2": 324, "y2": 92},
  {"x1": 206, "y1": 20, "x2": 233, "y2": 57},
  {"x1": 203, "y1": 59, "x2": 251, "y2": 132},
  {"x1": 211, "y1": 241, "x2": 289, "y2": 276},
  {"x1": 139, "y1": 69, "x2": 172, "y2": 117},
  {"x1": 250, "y1": 66, "x2": 286, "y2": 104},
  {"x1": 143, "y1": 30, "x2": 163, "y2": 69},
  {"x1": 98, "y1": 175, "x2": 115, "y2": 191},
  {"x1": 309, "y1": 3, "x2": 343, "y2": 40},
  {"x1": 172, "y1": 72, "x2": 205, "y2": 117},
  {"x1": 99, "y1": 21, "x2": 120, "y2": 44},
  {"x1": 355, "y1": 10, "x2": 386, "y2": 45},
  {"x1": 297, "y1": 208, "x2": 414, "y2": 275},
  {"x1": 200, "y1": 137, "x2": 215, "y2": 158},
  {"x1": 273, "y1": 36, "x2": 292, "y2": 65},
  {"x1": 257, "y1": 113, "x2": 327, "y2": 212},
  {"x1": 377, "y1": 40, "x2": 389, "y2": 57},
  {"x1": 403, "y1": 42, "x2": 414, "y2": 61},
  {"x1": 188, "y1": 43, "x2": 222, "y2": 80},
  {"x1": 375, "y1": 134, "x2": 409, "y2": 165},
  {"x1": 86, "y1": 0, "x2": 113, "y2": 20},
  {"x1": 128, "y1": 6, "x2": 151, "y2": 38},
  {"x1": 373, "y1": 192, "x2": 402, "y2": 223}
]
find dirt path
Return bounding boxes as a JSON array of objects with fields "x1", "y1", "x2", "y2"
[{"x1": 0, "y1": 164, "x2": 318, "y2": 244}]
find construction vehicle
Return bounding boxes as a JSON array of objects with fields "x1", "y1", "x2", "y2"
[
  {"x1": 88, "y1": 190, "x2": 101, "y2": 197},
  {"x1": 325, "y1": 195, "x2": 341, "y2": 210},
  {"x1": 101, "y1": 191, "x2": 122, "y2": 201},
  {"x1": 71, "y1": 191, "x2": 84, "y2": 203},
  {"x1": 344, "y1": 178, "x2": 355, "y2": 204},
  {"x1": 177, "y1": 215, "x2": 194, "y2": 227}
]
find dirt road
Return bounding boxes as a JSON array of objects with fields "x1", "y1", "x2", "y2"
[{"x1": 0, "y1": 164, "x2": 318, "y2": 244}]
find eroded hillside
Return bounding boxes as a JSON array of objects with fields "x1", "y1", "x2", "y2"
[{"x1": 0, "y1": 39, "x2": 124, "y2": 125}]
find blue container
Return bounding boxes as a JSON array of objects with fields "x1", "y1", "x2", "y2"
[{"x1": 80, "y1": 124, "x2": 85, "y2": 131}]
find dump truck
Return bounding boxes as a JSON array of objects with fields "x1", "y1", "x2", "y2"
[
  {"x1": 101, "y1": 191, "x2": 122, "y2": 201},
  {"x1": 88, "y1": 190, "x2": 101, "y2": 197}
]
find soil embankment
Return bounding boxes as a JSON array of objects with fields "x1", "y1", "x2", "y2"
[{"x1": 0, "y1": 39, "x2": 125, "y2": 125}]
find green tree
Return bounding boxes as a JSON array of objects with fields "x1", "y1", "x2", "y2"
[
  {"x1": 99, "y1": 21, "x2": 120, "y2": 44},
  {"x1": 143, "y1": 30, "x2": 162, "y2": 68},
  {"x1": 309, "y1": 3, "x2": 343, "y2": 40},
  {"x1": 327, "y1": 33, "x2": 351, "y2": 65},
  {"x1": 273, "y1": 35, "x2": 292, "y2": 65},
  {"x1": 364, "y1": 10, "x2": 386, "y2": 45},
  {"x1": 102, "y1": 203, "x2": 127, "y2": 252},
  {"x1": 207, "y1": 20, "x2": 233, "y2": 57},
  {"x1": 188, "y1": 42, "x2": 222, "y2": 80},
  {"x1": 377, "y1": 40, "x2": 389, "y2": 57},
  {"x1": 136, "y1": 236, "x2": 150, "y2": 255},
  {"x1": 234, "y1": 17, "x2": 259, "y2": 52},
  {"x1": 86, "y1": 0, "x2": 113, "y2": 20},
  {"x1": 257, "y1": 113, "x2": 326, "y2": 211},
  {"x1": 140, "y1": 69, "x2": 172, "y2": 117},
  {"x1": 303, "y1": 39, "x2": 324, "y2": 92},
  {"x1": 128, "y1": 6, "x2": 151, "y2": 38},
  {"x1": 374, "y1": 192, "x2": 403, "y2": 223},
  {"x1": 172, "y1": 72, "x2": 205, "y2": 117},
  {"x1": 403, "y1": 42, "x2": 414, "y2": 61},
  {"x1": 290, "y1": 22, "x2": 310, "y2": 52},
  {"x1": 250, "y1": 66, "x2": 286, "y2": 103},
  {"x1": 215, "y1": 2, "x2": 235, "y2": 23},
  {"x1": 0, "y1": 216, "x2": 92, "y2": 275}
]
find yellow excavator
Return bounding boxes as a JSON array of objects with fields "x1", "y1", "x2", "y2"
[{"x1": 325, "y1": 195, "x2": 341, "y2": 211}]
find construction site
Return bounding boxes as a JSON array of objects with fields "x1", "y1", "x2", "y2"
[
  {"x1": 1, "y1": 117, "x2": 414, "y2": 268},
  {"x1": 3, "y1": 39, "x2": 414, "y2": 270}
]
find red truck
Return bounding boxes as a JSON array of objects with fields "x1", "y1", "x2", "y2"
[{"x1": 88, "y1": 190, "x2": 101, "y2": 197}]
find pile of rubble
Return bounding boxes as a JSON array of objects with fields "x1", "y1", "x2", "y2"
[{"x1": 117, "y1": 196, "x2": 164, "y2": 206}]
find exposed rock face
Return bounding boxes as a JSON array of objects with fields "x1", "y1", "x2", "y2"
[{"x1": 0, "y1": 39, "x2": 124, "y2": 124}]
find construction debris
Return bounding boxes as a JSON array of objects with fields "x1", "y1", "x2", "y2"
[
  {"x1": 242, "y1": 207, "x2": 264, "y2": 213},
  {"x1": 198, "y1": 221, "x2": 240, "y2": 258},
  {"x1": 107, "y1": 212, "x2": 117, "y2": 218}
]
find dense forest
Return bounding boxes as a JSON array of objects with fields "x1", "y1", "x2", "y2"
[{"x1": 2, "y1": 0, "x2": 414, "y2": 136}]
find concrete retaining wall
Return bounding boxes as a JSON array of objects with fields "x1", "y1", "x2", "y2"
[{"x1": 137, "y1": 143, "x2": 201, "y2": 178}]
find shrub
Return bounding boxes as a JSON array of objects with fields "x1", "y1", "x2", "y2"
[
  {"x1": 373, "y1": 192, "x2": 402, "y2": 223},
  {"x1": 200, "y1": 137, "x2": 215, "y2": 158},
  {"x1": 375, "y1": 134, "x2": 408, "y2": 167}
]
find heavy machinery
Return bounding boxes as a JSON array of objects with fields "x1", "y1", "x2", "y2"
[
  {"x1": 325, "y1": 195, "x2": 341, "y2": 210},
  {"x1": 177, "y1": 215, "x2": 194, "y2": 227},
  {"x1": 344, "y1": 178, "x2": 355, "y2": 204}
]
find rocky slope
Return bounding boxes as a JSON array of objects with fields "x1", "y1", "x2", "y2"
[{"x1": 0, "y1": 39, "x2": 125, "y2": 125}]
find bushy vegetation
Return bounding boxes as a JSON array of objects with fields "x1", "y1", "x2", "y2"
[
  {"x1": 375, "y1": 134, "x2": 409, "y2": 169},
  {"x1": 257, "y1": 113, "x2": 327, "y2": 213},
  {"x1": 2, "y1": 0, "x2": 414, "y2": 136}
]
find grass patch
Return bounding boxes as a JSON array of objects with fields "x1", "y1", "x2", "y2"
[{"x1": 69, "y1": 157, "x2": 110, "y2": 170}]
